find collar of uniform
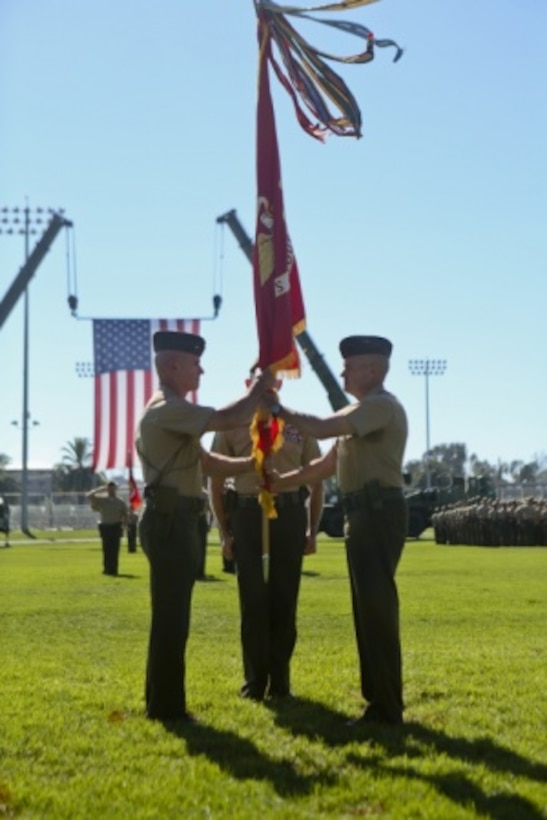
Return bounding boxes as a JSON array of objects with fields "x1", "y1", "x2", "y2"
[
  {"x1": 363, "y1": 384, "x2": 386, "y2": 398},
  {"x1": 159, "y1": 383, "x2": 185, "y2": 402}
]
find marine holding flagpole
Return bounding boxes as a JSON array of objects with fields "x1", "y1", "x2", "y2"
[
  {"x1": 264, "y1": 335, "x2": 409, "y2": 726},
  {"x1": 248, "y1": 0, "x2": 404, "y2": 722},
  {"x1": 135, "y1": 330, "x2": 275, "y2": 722},
  {"x1": 210, "y1": 366, "x2": 323, "y2": 702}
]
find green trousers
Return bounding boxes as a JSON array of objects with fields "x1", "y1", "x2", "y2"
[
  {"x1": 345, "y1": 494, "x2": 407, "y2": 723},
  {"x1": 230, "y1": 502, "x2": 307, "y2": 699},
  {"x1": 139, "y1": 502, "x2": 201, "y2": 720}
]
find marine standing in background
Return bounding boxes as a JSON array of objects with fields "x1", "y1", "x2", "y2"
[
  {"x1": 87, "y1": 481, "x2": 128, "y2": 576},
  {"x1": 135, "y1": 331, "x2": 275, "y2": 722},
  {"x1": 210, "y1": 371, "x2": 324, "y2": 701},
  {"x1": 266, "y1": 336, "x2": 408, "y2": 725}
]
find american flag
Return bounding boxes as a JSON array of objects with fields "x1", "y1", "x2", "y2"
[{"x1": 91, "y1": 318, "x2": 200, "y2": 471}]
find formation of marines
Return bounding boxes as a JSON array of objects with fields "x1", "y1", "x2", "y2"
[{"x1": 432, "y1": 497, "x2": 547, "y2": 547}]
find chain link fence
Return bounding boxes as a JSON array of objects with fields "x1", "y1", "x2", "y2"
[{"x1": 1, "y1": 491, "x2": 134, "y2": 530}]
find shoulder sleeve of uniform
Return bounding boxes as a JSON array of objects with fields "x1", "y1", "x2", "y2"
[
  {"x1": 210, "y1": 431, "x2": 230, "y2": 455},
  {"x1": 159, "y1": 398, "x2": 215, "y2": 437},
  {"x1": 301, "y1": 435, "x2": 322, "y2": 464},
  {"x1": 339, "y1": 394, "x2": 394, "y2": 437}
]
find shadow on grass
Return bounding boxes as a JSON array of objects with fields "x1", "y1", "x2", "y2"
[
  {"x1": 162, "y1": 718, "x2": 337, "y2": 797},
  {"x1": 266, "y1": 695, "x2": 353, "y2": 746},
  {"x1": 269, "y1": 699, "x2": 547, "y2": 779},
  {"x1": 391, "y1": 722, "x2": 547, "y2": 783},
  {"x1": 267, "y1": 699, "x2": 547, "y2": 816},
  {"x1": 195, "y1": 575, "x2": 225, "y2": 584},
  {"x1": 346, "y1": 721, "x2": 547, "y2": 819}
]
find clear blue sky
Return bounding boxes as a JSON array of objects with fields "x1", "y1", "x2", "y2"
[{"x1": 1, "y1": 0, "x2": 546, "y2": 473}]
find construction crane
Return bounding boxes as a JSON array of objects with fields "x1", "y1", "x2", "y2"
[
  {"x1": 0, "y1": 211, "x2": 73, "y2": 330},
  {"x1": 216, "y1": 209, "x2": 456, "y2": 540},
  {"x1": 216, "y1": 208, "x2": 349, "y2": 412}
]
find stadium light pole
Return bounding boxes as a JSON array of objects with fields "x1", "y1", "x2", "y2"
[
  {"x1": 408, "y1": 358, "x2": 447, "y2": 490},
  {"x1": 0, "y1": 205, "x2": 65, "y2": 534}
]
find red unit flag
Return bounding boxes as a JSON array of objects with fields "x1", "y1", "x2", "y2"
[{"x1": 253, "y1": 14, "x2": 306, "y2": 377}]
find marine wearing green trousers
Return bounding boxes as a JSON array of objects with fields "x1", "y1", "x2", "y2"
[
  {"x1": 135, "y1": 329, "x2": 274, "y2": 721},
  {"x1": 268, "y1": 334, "x2": 409, "y2": 726},
  {"x1": 211, "y1": 418, "x2": 323, "y2": 702},
  {"x1": 344, "y1": 489, "x2": 407, "y2": 723},
  {"x1": 229, "y1": 495, "x2": 307, "y2": 699},
  {"x1": 139, "y1": 494, "x2": 202, "y2": 719}
]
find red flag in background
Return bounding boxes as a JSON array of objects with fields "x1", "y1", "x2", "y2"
[
  {"x1": 128, "y1": 467, "x2": 142, "y2": 511},
  {"x1": 253, "y1": 13, "x2": 306, "y2": 377}
]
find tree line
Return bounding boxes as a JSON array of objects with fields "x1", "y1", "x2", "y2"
[
  {"x1": 0, "y1": 437, "x2": 105, "y2": 493},
  {"x1": 404, "y1": 443, "x2": 547, "y2": 491}
]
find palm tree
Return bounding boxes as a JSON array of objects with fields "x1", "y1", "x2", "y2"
[
  {"x1": 53, "y1": 437, "x2": 96, "y2": 493},
  {"x1": 61, "y1": 437, "x2": 93, "y2": 469}
]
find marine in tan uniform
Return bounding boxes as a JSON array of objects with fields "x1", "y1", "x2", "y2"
[
  {"x1": 267, "y1": 335, "x2": 408, "y2": 725},
  {"x1": 135, "y1": 330, "x2": 274, "y2": 722},
  {"x1": 87, "y1": 481, "x2": 128, "y2": 575},
  {"x1": 209, "y1": 372, "x2": 323, "y2": 701}
]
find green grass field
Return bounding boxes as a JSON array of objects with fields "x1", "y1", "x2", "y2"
[{"x1": 1, "y1": 532, "x2": 546, "y2": 819}]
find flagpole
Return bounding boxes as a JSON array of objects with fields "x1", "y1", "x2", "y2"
[
  {"x1": 262, "y1": 508, "x2": 270, "y2": 582},
  {"x1": 250, "y1": 2, "x2": 402, "y2": 575}
]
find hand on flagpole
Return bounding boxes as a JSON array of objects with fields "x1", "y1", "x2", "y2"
[
  {"x1": 262, "y1": 464, "x2": 278, "y2": 491},
  {"x1": 247, "y1": 367, "x2": 277, "y2": 397}
]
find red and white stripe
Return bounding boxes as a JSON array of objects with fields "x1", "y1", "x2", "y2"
[{"x1": 92, "y1": 319, "x2": 200, "y2": 471}]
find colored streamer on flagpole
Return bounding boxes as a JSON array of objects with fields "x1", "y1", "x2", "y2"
[{"x1": 255, "y1": 0, "x2": 402, "y2": 140}]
